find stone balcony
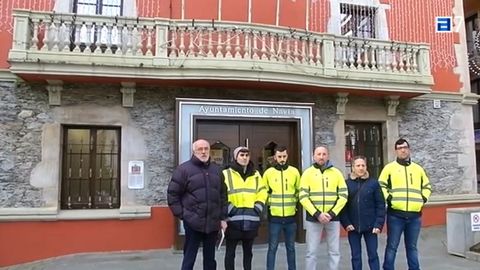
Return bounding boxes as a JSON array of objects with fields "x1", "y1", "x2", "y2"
[{"x1": 8, "y1": 9, "x2": 433, "y2": 96}]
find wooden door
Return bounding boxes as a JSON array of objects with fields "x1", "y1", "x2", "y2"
[{"x1": 195, "y1": 119, "x2": 303, "y2": 244}]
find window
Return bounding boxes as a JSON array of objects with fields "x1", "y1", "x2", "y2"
[
  {"x1": 345, "y1": 122, "x2": 383, "y2": 178},
  {"x1": 340, "y1": 3, "x2": 376, "y2": 38},
  {"x1": 74, "y1": 0, "x2": 123, "y2": 16},
  {"x1": 466, "y1": 14, "x2": 479, "y2": 57},
  {"x1": 61, "y1": 126, "x2": 121, "y2": 209}
]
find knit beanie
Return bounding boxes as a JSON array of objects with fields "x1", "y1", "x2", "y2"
[{"x1": 233, "y1": 146, "x2": 249, "y2": 160}]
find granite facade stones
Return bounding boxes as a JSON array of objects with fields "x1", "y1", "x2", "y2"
[
  {"x1": 0, "y1": 82, "x2": 49, "y2": 207},
  {"x1": 398, "y1": 100, "x2": 467, "y2": 194},
  {"x1": 0, "y1": 81, "x2": 475, "y2": 209}
]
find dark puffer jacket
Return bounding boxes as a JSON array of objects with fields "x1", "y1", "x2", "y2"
[
  {"x1": 340, "y1": 172, "x2": 385, "y2": 233},
  {"x1": 167, "y1": 155, "x2": 227, "y2": 233}
]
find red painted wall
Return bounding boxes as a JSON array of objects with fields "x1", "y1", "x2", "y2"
[
  {"x1": 279, "y1": 0, "x2": 306, "y2": 29},
  {"x1": 221, "y1": 0, "x2": 248, "y2": 22},
  {"x1": 251, "y1": 0, "x2": 276, "y2": 25},
  {"x1": 0, "y1": 0, "x2": 53, "y2": 68},
  {"x1": 0, "y1": 206, "x2": 175, "y2": 267},
  {"x1": 386, "y1": 0, "x2": 461, "y2": 92},
  {"x1": 185, "y1": 0, "x2": 218, "y2": 20},
  {"x1": 2, "y1": 203, "x2": 479, "y2": 267},
  {"x1": 0, "y1": 0, "x2": 465, "y2": 93}
]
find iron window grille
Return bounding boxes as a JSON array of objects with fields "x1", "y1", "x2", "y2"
[
  {"x1": 73, "y1": 0, "x2": 123, "y2": 16},
  {"x1": 340, "y1": 3, "x2": 377, "y2": 39},
  {"x1": 61, "y1": 126, "x2": 121, "y2": 209},
  {"x1": 345, "y1": 122, "x2": 384, "y2": 178}
]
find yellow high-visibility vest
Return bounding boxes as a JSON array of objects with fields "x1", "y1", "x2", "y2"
[
  {"x1": 379, "y1": 161, "x2": 431, "y2": 212},
  {"x1": 299, "y1": 165, "x2": 348, "y2": 217},
  {"x1": 263, "y1": 166, "x2": 300, "y2": 217},
  {"x1": 223, "y1": 168, "x2": 267, "y2": 211}
]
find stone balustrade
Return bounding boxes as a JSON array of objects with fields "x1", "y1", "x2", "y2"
[{"x1": 8, "y1": 9, "x2": 433, "y2": 93}]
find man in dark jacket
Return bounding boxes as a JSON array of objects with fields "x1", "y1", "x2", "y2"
[
  {"x1": 341, "y1": 156, "x2": 385, "y2": 270},
  {"x1": 167, "y1": 139, "x2": 228, "y2": 270}
]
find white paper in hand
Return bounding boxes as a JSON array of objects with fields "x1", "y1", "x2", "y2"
[{"x1": 217, "y1": 229, "x2": 225, "y2": 251}]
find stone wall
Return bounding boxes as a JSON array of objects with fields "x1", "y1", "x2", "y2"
[
  {"x1": 398, "y1": 100, "x2": 472, "y2": 194},
  {"x1": 0, "y1": 82, "x2": 48, "y2": 207},
  {"x1": 0, "y1": 81, "x2": 475, "y2": 208}
]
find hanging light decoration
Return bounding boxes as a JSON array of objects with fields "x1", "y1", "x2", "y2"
[{"x1": 469, "y1": 20, "x2": 480, "y2": 76}]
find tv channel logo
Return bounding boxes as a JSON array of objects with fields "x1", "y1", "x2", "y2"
[{"x1": 436, "y1": 16, "x2": 452, "y2": 32}]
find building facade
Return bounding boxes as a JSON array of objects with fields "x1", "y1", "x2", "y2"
[{"x1": 1, "y1": 0, "x2": 479, "y2": 266}]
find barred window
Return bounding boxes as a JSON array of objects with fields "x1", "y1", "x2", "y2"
[
  {"x1": 340, "y1": 3, "x2": 377, "y2": 39},
  {"x1": 61, "y1": 126, "x2": 121, "y2": 209},
  {"x1": 345, "y1": 122, "x2": 383, "y2": 178},
  {"x1": 74, "y1": 0, "x2": 123, "y2": 16}
]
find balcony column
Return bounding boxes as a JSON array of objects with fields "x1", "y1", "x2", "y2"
[
  {"x1": 153, "y1": 20, "x2": 169, "y2": 66},
  {"x1": 9, "y1": 10, "x2": 31, "y2": 60},
  {"x1": 322, "y1": 35, "x2": 337, "y2": 76},
  {"x1": 120, "y1": 82, "x2": 136, "y2": 107},
  {"x1": 385, "y1": 95, "x2": 400, "y2": 117},
  {"x1": 46, "y1": 80, "x2": 63, "y2": 106},
  {"x1": 418, "y1": 45, "x2": 431, "y2": 76}
]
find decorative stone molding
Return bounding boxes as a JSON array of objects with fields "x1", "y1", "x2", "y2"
[
  {"x1": 46, "y1": 80, "x2": 63, "y2": 106},
  {"x1": 462, "y1": 93, "x2": 480, "y2": 105},
  {"x1": 335, "y1": 93, "x2": 349, "y2": 115},
  {"x1": 385, "y1": 96, "x2": 400, "y2": 117},
  {"x1": 120, "y1": 82, "x2": 136, "y2": 107}
]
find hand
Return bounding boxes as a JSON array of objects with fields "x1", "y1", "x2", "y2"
[
  {"x1": 346, "y1": 225, "x2": 355, "y2": 231},
  {"x1": 372, "y1": 228, "x2": 381, "y2": 234},
  {"x1": 319, "y1": 213, "x2": 331, "y2": 224},
  {"x1": 220, "y1": 220, "x2": 228, "y2": 231}
]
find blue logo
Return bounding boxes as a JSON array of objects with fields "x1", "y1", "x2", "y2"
[{"x1": 436, "y1": 16, "x2": 452, "y2": 32}]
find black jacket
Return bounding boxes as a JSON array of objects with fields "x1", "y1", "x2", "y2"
[
  {"x1": 167, "y1": 155, "x2": 227, "y2": 233},
  {"x1": 340, "y1": 173, "x2": 385, "y2": 233}
]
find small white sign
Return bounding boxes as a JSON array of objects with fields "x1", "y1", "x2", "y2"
[
  {"x1": 128, "y1": 161, "x2": 144, "y2": 189},
  {"x1": 471, "y1": 212, "x2": 480, "y2": 232}
]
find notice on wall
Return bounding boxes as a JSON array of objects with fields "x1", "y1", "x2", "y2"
[
  {"x1": 471, "y1": 212, "x2": 480, "y2": 232},
  {"x1": 128, "y1": 161, "x2": 144, "y2": 189}
]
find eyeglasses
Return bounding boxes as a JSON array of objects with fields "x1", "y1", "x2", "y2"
[{"x1": 238, "y1": 153, "x2": 250, "y2": 157}]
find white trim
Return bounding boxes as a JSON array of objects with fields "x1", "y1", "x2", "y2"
[
  {"x1": 0, "y1": 206, "x2": 152, "y2": 221},
  {"x1": 53, "y1": 0, "x2": 74, "y2": 13},
  {"x1": 248, "y1": 0, "x2": 252, "y2": 23},
  {"x1": 305, "y1": 0, "x2": 309, "y2": 31},
  {"x1": 413, "y1": 92, "x2": 480, "y2": 105},
  {"x1": 426, "y1": 194, "x2": 480, "y2": 206},
  {"x1": 177, "y1": 98, "x2": 314, "y2": 172},
  {"x1": 275, "y1": 0, "x2": 280, "y2": 26},
  {"x1": 182, "y1": 0, "x2": 185, "y2": 20},
  {"x1": 0, "y1": 69, "x2": 19, "y2": 82},
  {"x1": 218, "y1": 0, "x2": 222, "y2": 20}
]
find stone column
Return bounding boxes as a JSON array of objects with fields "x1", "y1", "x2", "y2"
[
  {"x1": 120, "y1": 82, "x2": 136, "y2": 107},
  {"x1": 46, "y1": 80, "x2": 63, "y2": 106},
  {"x1": 332, "y1": 93, "x2": 349, "y2": 174}
]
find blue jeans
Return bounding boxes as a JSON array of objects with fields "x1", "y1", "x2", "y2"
[
  {"x1": 383, "y1": 214, "x2": 422, "y2": 270},
  {"x1": 348, "y1": 230, "x2": 379, "y2": 270},
  {"x1": 267, "y1": 222, "x2": 297, "y2": 270}
]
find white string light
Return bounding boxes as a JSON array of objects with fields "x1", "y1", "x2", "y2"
[{"x1": 469, "y1": 30, "x2": 480, "y2": 76}]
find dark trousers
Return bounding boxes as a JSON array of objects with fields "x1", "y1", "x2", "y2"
[
  {"x1": 348, "y1": 230, "x2": 380, "y2": 270},
  {"x1": 224, "y1": 238, "x2": 255, "y2": 270},
  {"x1": 181, "y1": 223, "x2": 218, "y2": 270}
]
